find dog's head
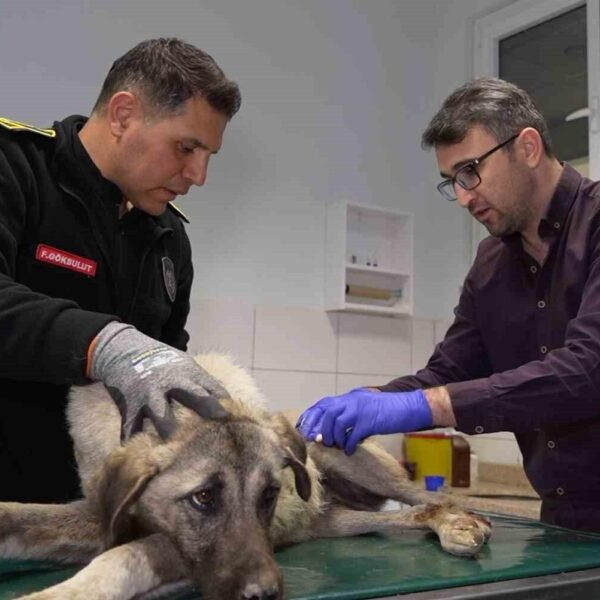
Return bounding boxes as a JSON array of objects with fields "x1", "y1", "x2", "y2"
[{"x1": 93, "y1": 394, "x2": 310, "y2": 600}]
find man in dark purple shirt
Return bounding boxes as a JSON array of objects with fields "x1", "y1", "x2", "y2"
[{"x1": 298, "y1": 77, "x2": 600, "y2": 532}]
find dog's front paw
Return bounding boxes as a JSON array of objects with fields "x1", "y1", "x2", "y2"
[{"x1": 437, "y1": 511, "x2": 491, "y2": 557}]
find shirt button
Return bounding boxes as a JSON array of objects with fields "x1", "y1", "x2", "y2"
[
  {"x1": 537, "y1": 300, "x2": 546, "y2": 308},
  {"x1": 530, "y1": 265, "x2": 538, "y2": 274},
  {"x1": 474, "y1": 425, "x2": 484, "y2": 434},
  {"x1": 554, "y1": 222, "x2": 560, "y2": 229},
  {"x1": 557, "y1": 487, "x2": 565, "y2": 496},
  {"x1": 547, "y1": 440, "x2": 556, "y2": 449},
  {"x1": 540, "y1": 346, "x2": 548, "y2": 354}
]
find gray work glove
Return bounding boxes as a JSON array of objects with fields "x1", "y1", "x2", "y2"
[{"x1": 88, "y1": 322, "x2": 230, "y2": 442}]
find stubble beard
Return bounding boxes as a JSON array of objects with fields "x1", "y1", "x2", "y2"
[{"x1": 486, "y1": 169, "x2": 535, "y2": 238}]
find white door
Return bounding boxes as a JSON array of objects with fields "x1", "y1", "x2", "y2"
[{"x1": 471, "y1": 0, "x2": 600, "y2": 256}]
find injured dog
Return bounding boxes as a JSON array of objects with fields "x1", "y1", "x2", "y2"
[{"x1": 0, "y1": 353, "x2": 491, "y2": 600}]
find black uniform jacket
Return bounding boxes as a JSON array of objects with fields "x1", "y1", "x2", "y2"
[{"x1": 0, "y1": 115, "x2": 193, "y2": 502}]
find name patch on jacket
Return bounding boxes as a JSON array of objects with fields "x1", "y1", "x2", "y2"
[{"x1": 36, "y1": 244, "x2": 97, "y2": 277}]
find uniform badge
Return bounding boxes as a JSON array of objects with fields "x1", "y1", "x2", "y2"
[{"x1": 162, "y1": 257, "x2": 177, "y2": 303}]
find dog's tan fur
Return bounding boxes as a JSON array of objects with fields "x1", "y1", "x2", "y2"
[{"x1": 0, "y1": 354, "x2": 492, "y2": 600}]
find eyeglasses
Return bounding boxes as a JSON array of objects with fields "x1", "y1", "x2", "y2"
[{"x1": 436, "y1": 133, "x2": 519, "y2": 201}]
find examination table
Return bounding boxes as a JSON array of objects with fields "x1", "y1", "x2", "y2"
[{"x1": 1, "y1": 513, "x2": 600, "y2": 599}]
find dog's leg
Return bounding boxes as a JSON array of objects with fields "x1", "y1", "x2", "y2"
[
  {"x1": 311, "y1": 440, "x2": 500, "y2": 511},
  {"x1": 309, "y1": 442, "x2": 491, "y2": 556},
  {"x1": 309, "y1": 440, "x2": 531, "y2": 516},
  {"x1": 0, "y1": 501, "x2": 102, "y2": 563},
  {"x1": 309, "y1": 503, "x2": 489, "y2": 557},
  {"x1": 309, "y1": 440, "x2": 448, "y2": 508},
  {"x1": 16, "y1": 533, "x2": 187, "y2": 600}
]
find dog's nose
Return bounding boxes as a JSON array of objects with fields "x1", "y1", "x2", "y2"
[{"x1": 240, "y1": 582, "x2": 281, "y2": 600}]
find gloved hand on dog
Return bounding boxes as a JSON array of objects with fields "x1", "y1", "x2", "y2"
[
  {"x1": 296, "y1": 388, "x2": 432, "y2": 455},
  {"x1": 87, "y1": 322, "x2": 230, "y2": 441}
]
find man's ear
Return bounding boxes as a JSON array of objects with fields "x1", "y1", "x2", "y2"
[
  {"x1": 107, "y1": 91, "x2": 139, "y2": 138},
  {"x1": 518, "y1": 127, "x2": 544, "y2": 168}
]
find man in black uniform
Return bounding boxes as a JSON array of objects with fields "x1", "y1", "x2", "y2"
[{"x1": 0, "y1": 38, "x2": 241, "y2": 502}]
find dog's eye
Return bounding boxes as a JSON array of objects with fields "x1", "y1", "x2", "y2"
[{"x1": 189, "y1": 489, "x2": 214, "y2": 511}]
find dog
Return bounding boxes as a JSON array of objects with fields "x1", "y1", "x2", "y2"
[{"x1": 0, "y1": 353, "x2": 491, "y2": 600}]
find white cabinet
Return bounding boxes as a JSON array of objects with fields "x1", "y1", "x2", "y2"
[{"x1": 325, "y1": 201, "x2": 413, "y2": 317}]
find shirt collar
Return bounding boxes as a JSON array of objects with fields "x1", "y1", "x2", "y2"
[
  {"x1": 500, "y1": 162, "x2": 583, "y2": 255},
  {"x1": 538, "y1": 162, "x2": 582, "y2": 238},
  {"x1": 52, "y1": 115, "x2": 122, "y2": 206}
]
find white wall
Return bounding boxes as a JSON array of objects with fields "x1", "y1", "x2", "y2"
[
  {"x1": 1, "y1": 0, "x2": 523, "y2": 467},
  {"x1": 1, "y1": 0, "x2": 511, "y2": 319}
]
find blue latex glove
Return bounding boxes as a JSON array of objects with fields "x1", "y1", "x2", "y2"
[{"x1": 296, "y1": 388, "x2": 432, "y2": 455}]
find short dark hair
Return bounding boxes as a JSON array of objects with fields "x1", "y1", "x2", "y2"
[
  {"x1": 421, "y1": 77, "x2": 553, "y2": 156},
  {"x1": 92, "y1": 38, "x2": 241, "y2": 119}
]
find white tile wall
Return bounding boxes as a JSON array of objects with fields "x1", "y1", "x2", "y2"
[
  {"x1": 252, "y1": 369, "x2": 336, "y2": 418},
  {"x1": 336, "y1": 373, "x2": 397, "y2": 394},
  {"x1": 253, "y1": 306, "x2": 338, "y2": 372},
  {"x1": 411, "y1": 318, "x2": 435, "y2": 372},
  {"x1": 185, "y1": 300, "x2": 520, "y2": 466},
  {"x1": 466, "y1": 433, "x2": 522, "y2": 466},
  {"x1": 338, "y1": 313, "x2": 411, "y2": 375},
  {"x1": 186, "y1": 297, "x2": 255, "y2": 368}
]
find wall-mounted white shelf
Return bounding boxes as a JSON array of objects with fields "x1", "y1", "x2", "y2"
[{"x1": 325, "y1": 201, "x2": 413, "y2": 317}]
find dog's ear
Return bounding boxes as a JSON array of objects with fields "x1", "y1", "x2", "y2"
[
  {"x1": 283, "y1": 445, "x2": 312, "y2": 501},
  {"x1": 96, "y1": 449, "x2": 159, "y2": 548},
  {"x1": 268, "y1": 413, "x2": 307, "y2": 464},
  {"x1": 268, "y1": 413, "x2": 311, "y2": 501}
]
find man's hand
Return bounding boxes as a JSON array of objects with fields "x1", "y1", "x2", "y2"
[
  {"x1": 296, "y1": 388, "x2": 432, "y2": 455},
  {"x1": 88, "y1": 322, "x2": 230, "y2": 441}
]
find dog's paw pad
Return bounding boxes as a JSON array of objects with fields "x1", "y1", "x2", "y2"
[{"x1": 439, "y1": 516, "x2": 488, "y2": 557}]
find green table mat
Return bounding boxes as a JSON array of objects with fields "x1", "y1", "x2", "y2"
[{"x1": 2, "y1": 513, "x2": 600, "y2": 599}]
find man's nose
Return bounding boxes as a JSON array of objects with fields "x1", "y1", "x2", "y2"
[
  {"x1": 455, "y1": 185, "x2": 477, "y2": 209},
  {"x1": 183, "y1": 153, "x2": 209, "y2": 186}
]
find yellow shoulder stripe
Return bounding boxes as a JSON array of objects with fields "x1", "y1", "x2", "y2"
[
  {"x1": 167, "y1": 202, "x2": 190, "y2": 223},
  {"x1": 0, "y1": 117, "x2": 56, "y2": 138}
]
